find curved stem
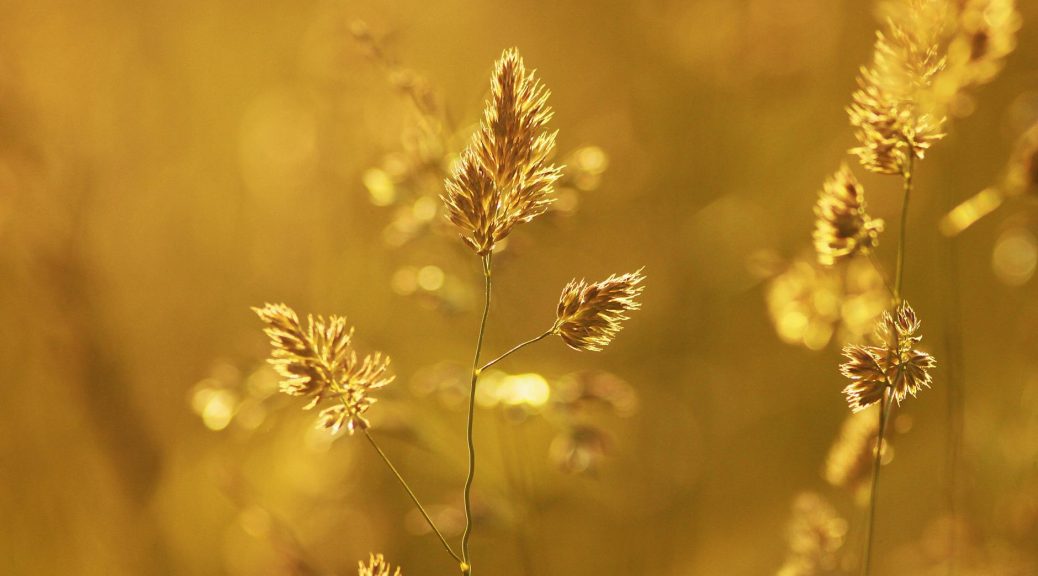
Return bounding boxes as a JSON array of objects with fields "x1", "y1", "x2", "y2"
[
  {"x1": 462, "y1": 253, "x2": 493, "y2": 574},
  {"x1": 480, "y1": 329, "x2": 555, "y2": 373},
  {"x1": 894, "y1": 154, "x2": 914, "y2": 303},
  {"x1": 861, "y1": 387, "x2": 892, "y2": 576},
  {"x1": 362, "y1": 429, "x2": 462, "y2": 564}
]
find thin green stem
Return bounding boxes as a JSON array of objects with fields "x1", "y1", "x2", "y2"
[
  {"x1": 362, "y1": 429, "x2": 462, "y2": 565},
  {"x1": 480, "y1": 329, "x2": 555, "y2": 373},
  {"x1": 894, "y1": 154, "x2": 914, "y2": 303},
  {"x1": 861, "y1": 387, "x2": 892, "y2": 576},
  {"x1": 462, "y1": 253, "x2": 493, "y2": 574}
]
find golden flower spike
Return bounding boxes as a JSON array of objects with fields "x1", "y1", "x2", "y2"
[
  {"x1": 442, "y1": 48, "x2": 562, "y2": 255},
  {"x1": 847, "y1": 2, "x2": 946, "y2": 175}
]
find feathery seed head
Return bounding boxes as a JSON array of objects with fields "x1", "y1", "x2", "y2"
[
  {"x1": 442, "y1": 148, "x2": 502, "y2": 255},
  {"x1": 442, "y1": 48, "x2": 562, "y2": 255},
  {"x1": 813, "y1": 164, "x2": 885, "y2": 266},
  {"x1": 358, "y1": 553, "x2": 401, "y2": 576},
  {"x1": 840, "y1": 300, "x2": 936, "y2": 412},
  {"x1": 254, "y1": 303, "x2": 394, "y2": 434},
  {"x1": 553, "y1": 269, "x2": 646, "y2": 352},
  {"x1": 848, "y1": 2, "x2": 947, "y2": 174}
]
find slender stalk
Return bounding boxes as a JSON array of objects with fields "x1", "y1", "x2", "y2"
[
  {"x1": 362, "y1": 429, "x2": 462, "y2": 564},
  {"x1": 480, "y1": 329, "x2": 555, "y2": 373},
  {"x1": 862, "y1": 153, "x2": 915, "y2": 576},
  {"x1": 462, "y1": 253, "x2": 494, "y2": 574},
  {"x1": 894, "y1": 154, "x2": 914, "y2": 303},
  {"x1": 861, "y1": 387, "x2": 892, "y2": 576}
]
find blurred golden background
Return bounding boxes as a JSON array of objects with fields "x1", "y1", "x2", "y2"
[{"x1": 1, "y1": 0, "x2": 1037, "y2": 574}]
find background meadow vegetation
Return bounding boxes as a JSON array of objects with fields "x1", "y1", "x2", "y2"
[{"x1": 1, "y1": 0, "x2": 1037, "y2": 574}]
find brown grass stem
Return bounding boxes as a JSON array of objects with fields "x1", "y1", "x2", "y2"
[
  {"x1": 480, "y1": 329, "x2": 554, "y2": 373},
  {"x1": 362, "y1": 429, "x2": 462, "y2": 565},
  {"x1": 462, "y1": 252, "x2": 494, "y2": 574}
]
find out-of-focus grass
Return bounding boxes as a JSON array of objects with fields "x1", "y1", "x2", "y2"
[{"x1": 1, "y1": 1, "x2": 1037, "y2": 574}]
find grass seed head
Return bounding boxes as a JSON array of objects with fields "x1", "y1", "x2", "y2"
[
  {"x1": 840, "y1": 300, "x2": 936, "y2": 412},
  {"x1": 442, "y1": 48, "x2": 562, "y2": 255},
  {"x1": 254, "y1": 303, "x2": 394, "y2": 434},
  {"x1": 813, "y1": 164, "x2": 885, "y2": 266},
  {"x1": 553, "y1": 269, "x2": 646, "y2": 352}
]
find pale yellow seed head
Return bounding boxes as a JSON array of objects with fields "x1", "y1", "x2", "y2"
[{"x1": 442, "y1": 48, "x2": 562, "y2": 255}]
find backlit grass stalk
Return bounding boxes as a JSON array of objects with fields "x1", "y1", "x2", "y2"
[
  {"x1": 363, "y1": 429, "x2": 463, "y2": 565},
  {"x1": 834, "y1": 2, "x2": 947, "y2": 573},
  {"x1": 860, "y1": 150, "x2": 912, "y2": 576},
  {"x1": 256, "y1": 48, "x2": 645, "y2": 576},
  {"x1": 443, "y1": 49, "x2": 645, "y2": 574},
  {"x1": 460, "y1": 253, "x2": 493, "y2": 573},
  {"x1": 253, "y1": 304, "x2": 462, "y2": 565}
]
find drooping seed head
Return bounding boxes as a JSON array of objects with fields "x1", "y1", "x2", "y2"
[{"x1": 813, "y1": 164, "x2": 885, "y2": 266}]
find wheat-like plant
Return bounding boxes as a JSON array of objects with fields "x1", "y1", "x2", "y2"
[
  {"x1": 836, "y1": 2, "x2": 943, "y2": 569},
  {"x1": 445, "y1": 48, "x2": 644, "y2": 574},
  {"x1": 253, "y1": 47, "x2": 645, "y2": 575},
  {"x1": 802, "y1": 1, "x2": 1019, "y2": 574}
]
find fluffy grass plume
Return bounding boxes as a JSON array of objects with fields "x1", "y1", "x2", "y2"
[
  {"x1": 554, "y1": 269, "x2": 647, "y2": 352},
  {"x1": 848, "y1": 0, "x2": 947, "y2": 175},
  {"x1": 442, "y1": 48, "x2": 562, "y2": 254},
  {"x1": 254, "y1": 303, "x2": 394, "y2": 434}
]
